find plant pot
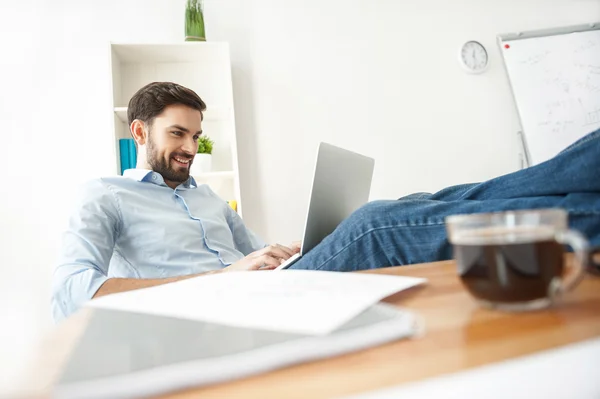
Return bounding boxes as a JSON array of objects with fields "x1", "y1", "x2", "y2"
[
  {"x1": 185, "y1": 0, "x2": 206, "y2": 41},
  {"x1": 190, "y1": 153, "x2": 212, "y2": 175}
]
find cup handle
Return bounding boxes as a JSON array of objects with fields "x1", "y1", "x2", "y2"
[{"x1": 554, "y1": 229, "x2": 590, "y2": 293}]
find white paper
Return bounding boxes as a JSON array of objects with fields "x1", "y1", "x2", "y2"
[
  {"x1": 343, "y1": 337, "x2": 600, "y2": 399},
  {"x1": 88, "y1": 270, "x2": 425, "y2": 335}
]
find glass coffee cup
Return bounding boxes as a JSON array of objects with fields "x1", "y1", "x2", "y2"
[{"x1": 446, "y1": 208, "x2": 589, "y2": 311}]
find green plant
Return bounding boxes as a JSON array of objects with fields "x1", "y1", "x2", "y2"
[
  {"x1": 185, "y1": 0, "x2": 206, "y2": 41},
  {"x1": 197, "y1": 135, "x2": 214, "y2": 154}
]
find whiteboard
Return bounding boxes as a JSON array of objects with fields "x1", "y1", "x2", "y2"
[{"x1": 499, "y1": 24, "x2": 600, "y2": 166}]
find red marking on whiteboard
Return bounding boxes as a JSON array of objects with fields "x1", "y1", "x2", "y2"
[{"x1": 504, "y1": 44, "x2": 510, "y2": 49}]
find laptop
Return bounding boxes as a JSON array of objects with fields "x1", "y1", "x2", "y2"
[{"x1": 275, "y1": 142, "x2": 375, "y2": 270}]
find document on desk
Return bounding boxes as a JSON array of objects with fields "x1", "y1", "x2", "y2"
[{"x1": 88, "y1": 270, "x2": 426, "y2": 335}]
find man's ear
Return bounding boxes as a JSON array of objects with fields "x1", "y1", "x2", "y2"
[{"x1": 130, "y1": 119, "x2": 148, "y2": 146}]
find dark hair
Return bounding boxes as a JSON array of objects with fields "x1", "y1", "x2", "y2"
[{"x1": 127, "y1": 82, "x2": 207, "y2": 127}]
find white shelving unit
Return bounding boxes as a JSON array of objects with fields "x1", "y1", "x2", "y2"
[{"x1": 108, "y1": 42, "x2": 244, "y2": 216}]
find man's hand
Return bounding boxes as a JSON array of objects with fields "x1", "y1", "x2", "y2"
[
  {"x1": 223, "y1": 244, "x2": 298, "y2": 272},
  {"x1": 289, "y1": 241, "x2": 302, "y2": 253}
]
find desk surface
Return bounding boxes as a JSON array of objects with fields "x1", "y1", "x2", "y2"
[{"x1": 20, "y1": 257, "x2": 600, "y2": 399}]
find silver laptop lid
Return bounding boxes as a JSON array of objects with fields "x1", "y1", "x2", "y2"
[{"x1": 300, "y1": 142, "x2": 375, "y2": 255}]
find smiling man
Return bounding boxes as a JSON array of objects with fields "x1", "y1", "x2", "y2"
[{"x1": 52, "y1": 82, "x2": 298, "y2": 322}]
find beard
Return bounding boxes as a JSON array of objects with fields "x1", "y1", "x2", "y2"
[{"x1": 146, "y1": 134, "x2": 192, "y2": 184}]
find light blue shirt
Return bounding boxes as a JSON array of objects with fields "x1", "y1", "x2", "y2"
[{"x1": 52, "y1": 169, "x2": 265, "y2": 322}]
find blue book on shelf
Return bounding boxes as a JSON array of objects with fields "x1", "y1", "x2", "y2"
[
  {"x1": 119, "y1": 139, "x2": 137, "y2": 175},
  {"x1": 119, "y1": 139, "x2": 130, "y2": 175},
  {"x1": 128, "y1": 139, "x2": 137, "y2": 170}
]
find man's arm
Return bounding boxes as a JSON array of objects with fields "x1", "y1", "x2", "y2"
[
  {"x1": 52, "y1": 180, "x2": 121, "y2": 322},
  {"x1": 92, "y1": 271, "x2": 219, "y2": 298},
  {"x1": 94, "y1": 242, "x2": 304, "y2": 298}
]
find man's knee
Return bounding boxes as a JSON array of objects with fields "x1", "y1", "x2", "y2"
[
  {"x1": 339, "y1": 199, "x2": 436, "y2": 236},
  {"x1": 398, "y1": 192, "x2": 431, "y2": 201},
  {"x1": 343, "y1": 200, "x2": 399, "y2": 228}
]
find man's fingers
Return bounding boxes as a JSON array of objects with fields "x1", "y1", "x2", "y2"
[
  {"x1": 251, "y1": 254, "x2": 282, "y2": 269},
  {"x1": 289, "y1": 241, "x2": 302, "y2": 253},
  {"x1": 227, "y1": 250, "x2": 289, "y2": 272},
  {"x1": 274, "y1": 244, "x2": 295, "y2": 257},
  {"x1": 246, "y1": 245, "x2": 298, "y2": 271},
  {"x1": 258, "y1": 244, "x2": 294, "y2": 260},
  {"x1": 257, "y1": 263, "x2": 279, "y2": 270}
]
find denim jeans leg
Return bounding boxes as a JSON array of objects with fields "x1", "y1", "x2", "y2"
[{"x1": 291, "y1": 195, "x2": 600, "y2": 272}]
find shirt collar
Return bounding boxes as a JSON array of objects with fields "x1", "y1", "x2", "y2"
[{"x1": 123, "y1": 169, "x2": 197, "y2": 190}]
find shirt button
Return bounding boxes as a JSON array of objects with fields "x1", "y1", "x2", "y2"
[{"x1": 152, "y1": 175, "x2": 157, "y2": 180}]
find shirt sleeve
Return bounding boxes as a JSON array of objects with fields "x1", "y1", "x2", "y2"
[
  {"x1": 51, "y1": 179, "x2": 122, "y2": 322},
  {"x1": 224, "y1": 204, "x2": 267, "y2": 255}
]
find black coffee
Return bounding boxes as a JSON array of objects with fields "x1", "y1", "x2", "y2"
[{"x1": 454, "y1": 235, "x2": 563, "y2": 303}]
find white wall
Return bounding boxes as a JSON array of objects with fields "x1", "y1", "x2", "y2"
[
  {"x1": 205, "y1": 0, "x2": 600, "y2": 244},
  {"x1": 0, "y1": 0, "x2": 598, "y2": 393}
]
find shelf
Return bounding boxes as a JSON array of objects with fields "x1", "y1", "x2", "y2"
[
  {"x1": 111, "y1": 42, "x2": 230, "y2": 64},
  {"x1": 192, "y1": 171, "x2": 235, "y2": 180},
  {"x1": 114, "y1": 107, "x2": 230, "y2": 124},
  {"x1": 114, "y1": 107, "x2": 128, "y2": 123}
]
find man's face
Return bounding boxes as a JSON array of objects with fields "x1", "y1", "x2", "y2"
[{"x1": 145, "y1": 104, "x2": 203, "y2": 185}]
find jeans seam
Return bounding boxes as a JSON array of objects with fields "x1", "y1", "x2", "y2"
[
  {"x1": 558, "y1": 128, "x2": 599, "y2": 154},
  {"x1": 313, "y1": 223, "x2": 445, "y2": 271}
]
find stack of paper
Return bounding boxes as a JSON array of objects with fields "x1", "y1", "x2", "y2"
[
  {"x1": 87, "y1": 269, "x2": 425, "y2": 335},
  {"x1": 54, "y1": 271, "x2": 425, "y2": 399}
]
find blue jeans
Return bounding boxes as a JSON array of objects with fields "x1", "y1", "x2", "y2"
[{"x1": 291, "y1": 128, "x2": 600, "y2": 271}]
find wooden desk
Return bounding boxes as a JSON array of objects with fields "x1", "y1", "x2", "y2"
[{"x1": 20, "y1": 257, "x2": 600, "y2": 399}]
